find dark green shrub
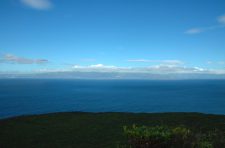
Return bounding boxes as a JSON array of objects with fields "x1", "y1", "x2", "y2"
[
  {"x1": 123, "y1": 125, "x2": 172, "y2": 148},
  {"x1": 121, "y1": 125, "x2": 225, "y2": 148}
]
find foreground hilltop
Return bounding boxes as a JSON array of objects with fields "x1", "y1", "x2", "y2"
[{"x1": 1, "y1": 112, "x2": 225, "y2": 148}]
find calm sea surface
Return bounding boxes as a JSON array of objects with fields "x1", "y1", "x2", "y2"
[{"x1": 0, "y1": 79, "x2": 225, "y2": 119}]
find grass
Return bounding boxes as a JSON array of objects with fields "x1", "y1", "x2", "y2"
[{"x1": 1, "y1": 112, "x2": 225, "y2": 148}]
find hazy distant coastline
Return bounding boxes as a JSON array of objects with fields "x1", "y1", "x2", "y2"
[{"x1": 1, "y1": 71, "x2": 225, "y2": 79}]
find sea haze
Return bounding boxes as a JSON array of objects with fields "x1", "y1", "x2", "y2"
[{"x1": 0, "y1": 79, "x2": 225, "y2": 119}]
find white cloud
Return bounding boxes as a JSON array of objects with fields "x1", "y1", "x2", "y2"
[
  {"x1": 0, "y1": 54, "x2": 48, "y2": 64},
  {"x1": 21, "y1": 0, "x2": 52, "y2": 10},
  {"x1": 89, "y1": 64, "x2": 116, "y2": 68},
  {"x1": 161, "y1": 60, "x2": 184, "y2": 65},
  {"x1": 36, "y1": 68, "x2": 70, "y2": 73},
  {"x1": 73, "y1": 64, "x2": 118, "y2": 70},
  {"x1": 144, "y1": 65, "x2": 208, "y2": 74},
  {"x1": 73, "y1": 65, "x2": 82, "y2": 68}
]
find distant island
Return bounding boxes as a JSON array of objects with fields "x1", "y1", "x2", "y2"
[{"x1": 1, "y1": 71, "x2": 225, "y2": 80}]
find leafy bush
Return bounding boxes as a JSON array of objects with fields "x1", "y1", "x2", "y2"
[
  {"x1": 123, "y1": 125, "x2": 172, "y2": 147},
  {"x1": 120, "y1": 125, "x2": 225, "y2": 148}
]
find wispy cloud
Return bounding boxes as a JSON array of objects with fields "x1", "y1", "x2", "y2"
[
  {"x1": 207, "y1": 61, "x2": 225, "y2": 65},
  {"x1": 127, "y1": 59, "x2": 153, "y2": 62},
  {"x1": 0, "y1": 54, "x2": 48, "y2": 64},
  {"x1": 185, "y1": 28, "x2": 203, "y2": 34},
  {"x1": 80, "y1": 58, "x2": 96, "y2": 62},
  {"x1": 127, "y1": 59, "x2": 184, "y2": 66},
  {"x1": 218, "y1": 14, "x2": 225, "y2": 24},
  {"x1": 21, "y1": 0, "x2": 52, "y2": 10},
  {"x1": 185, "y1": 14, "x2": 225, "y2": 34},
  {"x1": 218, "y1": 61, "x2": 225, "y2": 65}
]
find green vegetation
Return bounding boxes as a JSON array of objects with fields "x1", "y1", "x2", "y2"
[
  {"x1": 120, "y1": 125, "x2": 225, "y2": 148},
  {"x1": 1, "y1": 112, "x2": 225, "y2": 148}
]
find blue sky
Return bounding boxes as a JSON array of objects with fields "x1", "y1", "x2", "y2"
[{"x1": 0, "y1": 0, "x2": 225, "y2": 75}]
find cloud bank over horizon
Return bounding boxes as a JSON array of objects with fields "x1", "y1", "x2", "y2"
[
  {"x1": 0, "y1": 53, "x2": 224, "y2": 79},
  {"x1": 1, "y1": 62, "x2": 225, "y2": 79},
  {"x1": 69, "y1": 64, "x2": 225, "y2": 74},
  {"x1": 0, "y1": 53, "x2": 224, "y2": 76}
]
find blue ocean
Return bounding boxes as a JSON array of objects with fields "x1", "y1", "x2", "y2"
[{"x1": 0, "y1": 79, "x2": 225, "y2": 119}]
